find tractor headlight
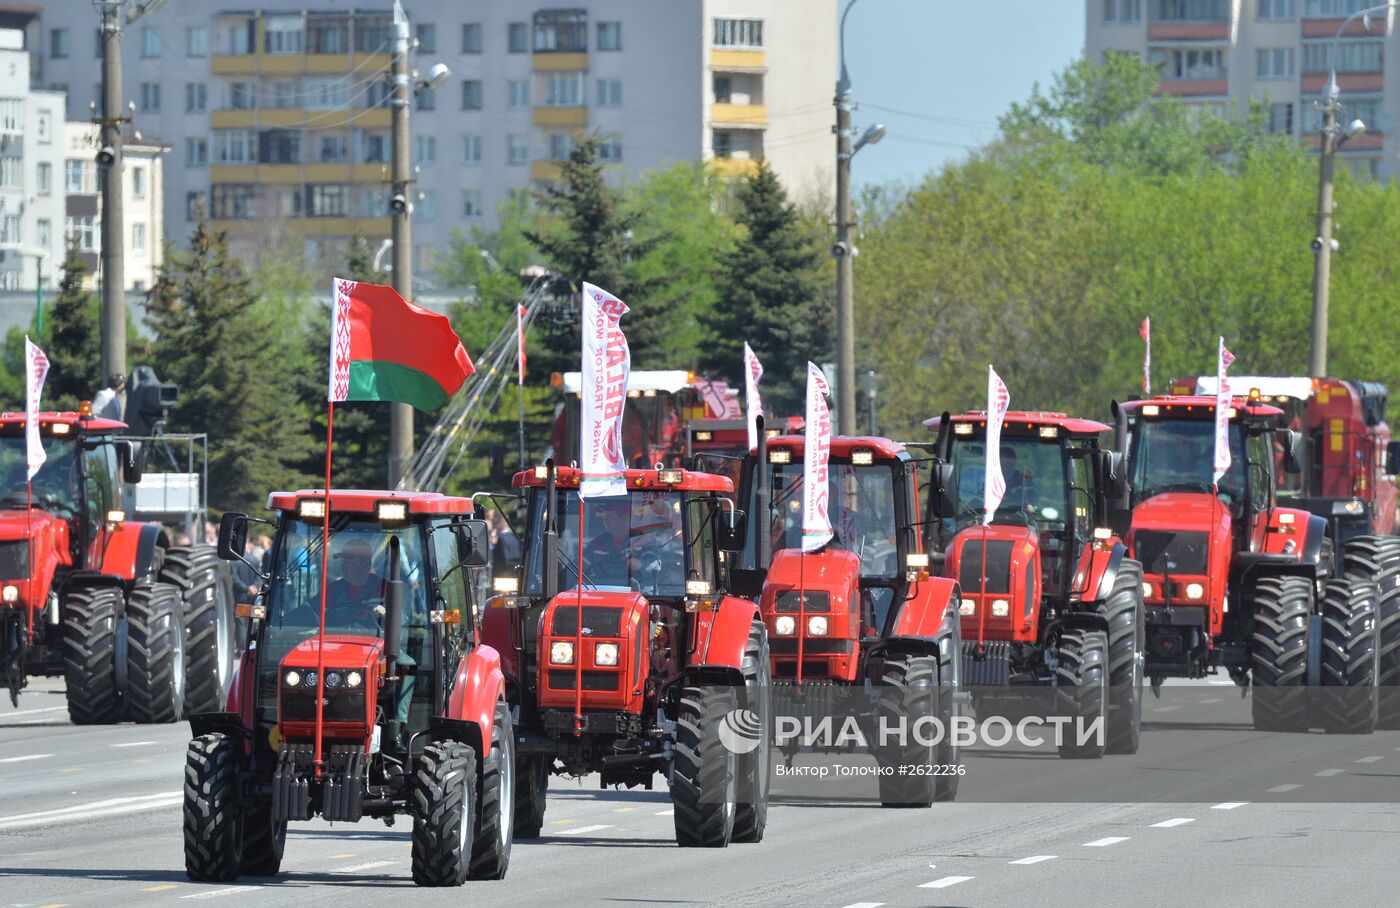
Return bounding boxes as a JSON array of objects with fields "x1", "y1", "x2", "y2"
[
  {"x1": 1185, "y1": 583, "x2": 1205, "y2": 601},
  {"x1": 959, "y1": 599, "x2": 975, "y2": 616},
  {"x1": 302, "y1": 671, "x2": 317, "y2": 689},
  {"x1": 283, "y1": 670, "x2": 302, "y2": 688},
  {"x1": 1142, "y1": 581, "x2": 1153, "y2": 598},
  {"x1": 807, "y1": 616, "x2": 828, "y2": 636},
  {"x1": 991, "y1": 599, "x2": 1009, "y2": 617},
  {"x1": 774, "y1": 616, "x2": 796, "y2": 636},
  {"x1": 325, "y1": 671, "x2": 343, "y2": 690},
  {"x1": 345, "y1": 670, "x2": 363, "y2": 689},
  {"x1": 2, "y1": 584, "x2": 17, "y2": 603},
  {"x1": 595, "y1": 642, "x2": 619, "y2": 666},
  {"x1": 550, "y1": 641, "x2": 575, "y2": 665}
]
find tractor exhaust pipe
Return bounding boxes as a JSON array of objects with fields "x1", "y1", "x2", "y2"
[
  {"x1": 544, "y1": 458, "x2": 559, "y2": 601},
  {"x1": 383, "y1": 535, "x2": 404, "y2": 749},
  {"x1": 755, "y1": 415, "x2": 769, "y2": 570}
]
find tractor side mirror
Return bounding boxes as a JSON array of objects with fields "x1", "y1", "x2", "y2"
[
  {"x1": 1101, "y1": 450, "x2": 1129, "y2": 502},
  {"x1": 457, "y1": 518, "x2": 491, "y2": 569},
  {"x1": 718, "y1": 508, "x2": 747, "y2": 552},
  {"x1": 1280, "y1": 429, "x2": 1304, "y2": 475},
  {"x1": 217, "y1": 512, "x2": 248, "y2": 562},
  {"x1": 1387, "y1": 440, "x2": 1400, "y2": 476},
  {"x1": 930, "y1": 462, "x2": 956, "y2": 518},
  {"x1": 117, "y1": 440, "x2": 145, "y2": 484}
]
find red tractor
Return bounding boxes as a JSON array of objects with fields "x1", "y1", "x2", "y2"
[
  {"x1": 731, "y1": 430, "x2": 965, "y2": 805},
  {"x1": 925, "y1": 411, "x2": 1145, "y2": 759},
  {"x1": 186, "y1": 491, "x2": 513, "y2": 886},
  {"x1": 481, "y1": 463, "x2": 769, "y2": 847},
  {"x1": 0, "y1": 408, "x2": 236, "y2": 723},
  {"x1": 1117, "y1": 394, "x2": 1379, "y2": 733}
]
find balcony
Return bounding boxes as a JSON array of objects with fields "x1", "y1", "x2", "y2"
[
  {"x1": 533, "y1": 106, "x2": 588, "y2": 127},
  {"x1": 211, "y1": 52, "x2": 387, "y2": 76},
  {"x1": 530, "y1": 161, "x2": 563, "y2": 181},
  {"x1": 710, "y1": 102, "x2": 768, "y2": 128},
  {"x1": 709, "y1": 157, "x2": 760, "y2": 179},
  {"x1": 710, "y1": 49, "x2": 766, "y2": 71},
  {"x1": 533, "y1": 52, "x2": 588, "y2": 72},
  {"x1": 213, "y1": 216, "x2": 390, "y2": 237},
  {"x1": 211, "y1": 108, "x2": 391, "y2": 129},
  {"x1": 1158, "y1": 78, "x2": 1229, "y2": 95}
]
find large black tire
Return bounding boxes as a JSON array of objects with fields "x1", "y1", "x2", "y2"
[
  {"x1": 1320, "y1": 578, "x2": 1379, "y2": 734},
  {"x1": 1054, "y1": 629, "x2": 1108, "y2": 759},
  {"x1": 1343, "y1": 536, "x2": 1400, "y2": 728},
  {"x1": 1098, "y1": 560, "x2": 1144, "y2": 755},
  {"x1": 411, "y1": 741, "x2": 478, "y2": 887},
  {"x1": 513, "y1": 754, "x2": 549, "y2": 840},
  {"x1": 732, "y1": 620, "x2": 771, "y2": 842},
  {"x1": 934, "y1": 609, "x2": 962, "y2": 802},
  {"x1": 1249, "y1": 575, "x2": 1313, "y2": 732},
  {"x1": 124, "y1": 581, "x2": 186, "y2": 724},
  {"x1": 876, "y1": 655, "x2": 939, "y2": 806},
  {"x1": 671, "y1": 685, "x2": 737, "y2": 847},
  {"x1": 162, "y1": 545, "x2": 237, "y2": 715},
  {"x1": 184, "y1": 733, "x2": 243, "y2": 882},
  {"x1": 240, "y1": 802, "x2": 286, "y2": 876},
  {"x1": 469, "y1": 701, "x2": 514, "y2": 880},
  {"x1": 62, "y1": 586, "x2": 124, "y2": 725}
]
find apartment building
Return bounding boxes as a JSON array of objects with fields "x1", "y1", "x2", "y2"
[
  {"x1": 30, "y1": 1, "x2": 835, "y2": 274},
  {"x1": 1086, "y1": 0, "x2": 1399, "y2": 179},
  {"x1": 0, "y1": 26, "x2": 65, "y2": 292}
]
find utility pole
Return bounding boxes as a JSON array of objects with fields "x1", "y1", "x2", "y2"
[
  {"x1": 1309, "y1": 79, "x2": 1339, "y2": 380},
  {"x1": 834, "y1": 79, "x2": 855, "y2": 436},
  {"x1": 97, "y1": 1, "x2": 126, "y2": 386},
  {"x1": 387, "y1": 1, "x2": 414, "y2": 487}
]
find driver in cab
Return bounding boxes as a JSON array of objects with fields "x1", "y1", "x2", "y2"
[{"x1": 326, "y1": 537, "x2": 383, "y2": 626}]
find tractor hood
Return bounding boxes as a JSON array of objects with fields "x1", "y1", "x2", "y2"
[
  {"x1": 536, "y1": 589, "x2": 650, "y2": 713},
  {"x1": 0, "y1": 508, "x2": 71, "y2": 605},
  {"x1": 1129, "y1": 492, "x2": 1227, "y2": 580},
  {"x1": 1130, "y1": 492, "x2": 1223, "y2": 536},
  {"x1": 0, "y1": 508, "x2": 67, "y2": 545},
  {"x1": 280, "y1": 635, "x2": 384, "y2": 673},
  {"x1": 277, "y1": 636, "x2": 384, "y2": 742}
]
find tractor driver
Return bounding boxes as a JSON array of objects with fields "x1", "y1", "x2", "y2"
[
  {"x1": 326, "y1": 538, "x2": 384, "y2": 627},
  {"x1": 1002, "y1": 447, "x2": 1041, "y2": 516},
  {"x1": 582, "y1": 499, "x2": 635, "y2": 588}
]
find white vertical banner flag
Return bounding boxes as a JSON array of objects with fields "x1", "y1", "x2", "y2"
[
  {"x1": 743, "y1": 342, "x2": 764, "y2": 452},
  {"x1": 983, "y1": 365, "x2": 1011, "y2": 524},
  {"x1": 24, "y1": 337, "x2": 50, "y2": 480},
  {"x1": 1140, "y1": 316, "x2": 1151, "y2": 395},
  {"x1": 579, "y1": 282, "x2": 631, "y2": 499},
  {"x1": 1212, "y1": 336, "x2": 1236, "y2": 486},
  {"x1": 517, "y1": 303, "x2": 527, "y2": 385},
  {"x1": 801, "y1": 362, "x2": 833, "y2": 553}
]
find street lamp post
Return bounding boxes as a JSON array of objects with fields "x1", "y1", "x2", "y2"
[{"x1": 833, "y1": 0, "x2": 884, "y2": 436}]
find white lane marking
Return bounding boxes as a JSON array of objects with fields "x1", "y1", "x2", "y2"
[
  {"x1": 181, "y1": 886, "x2": 261, "y2": 899},
  {"x1": 335, "y1": 860, "x2": 399, "y2": 873},
  {"x1": 0, "y1": 754, "x2": 52, "y2": 764},
  {"x1": 1268, "y1": 784, "x2": 1303, "y2": 793},
  {"x1": 1083, "y1": 836, "x2": 1129, "y2": 847},
  {"x1": 0, "y1": 791, "x2": 182, "y2": 830},
  {"x1": 1154, "y1": 705, "x2": 1181, "y2": 712},
  {"x1": 1356, "y1": 755, "x2": 1384, "y2": 764},
  {"x1": 17, "y1": 717, "x2": 53, "y2": 724},
  {"x1": 919, "y1": 876, "x2": 973, "y2": 889},
  {"x1": 1009, "y1": 855, "x2": 1057, "y2": 865},
  {"x1": 109, "y1": 741, "x2": 158, "y2": 748},
  {"x1": 1151, "y1": 818, "x2": 1195, "y2": 828},
  {"x1": 0, "y1": 706, "x2": 65, "y2": 717},
  {"x1": 654, "y1": 808, "x2": 674, "y2": 816},
  {"x1": 1211, "y1": 801, "x2": 1248, "y2": 810},
  {"x1": 1200, "y1": 697, "x2": 1223, "y2": 704},
  {"x1": 841, "y1": 903, "x2": 886, "y2": 908},
  {"x1": 1316, "y1": 769, "x2": 1346, "y2": 777},
  {"x1": 555, "y1": 824, "x2": 614, "y2": 836}
]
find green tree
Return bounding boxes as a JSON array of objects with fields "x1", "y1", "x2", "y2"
[
  {"x1": 44, "y1": 241, "x2": 103, "y2": 409},
  {"x1": 700, "y1": 162, "x2": 827, "y2": 415}
]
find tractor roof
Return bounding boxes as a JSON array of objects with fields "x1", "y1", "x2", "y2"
[
  {"x1": 267, "y1": 490, "x2": 474, "y2": 515},
  {"x1": 762, "y1": 435, "x2": 908, "y2": 460},
  {"x1": 1119, "y1": 395, "x2": 1283, "y2": 420},
  {"x1": 0, "y1": 411, "x2": 127, "y2": 433},
  {"x1": 513, "y1": 466, "x2": 733, "y2": 493},
  {"x1": 924, "y1": 411, "x2": 1110, "y2": 436}
]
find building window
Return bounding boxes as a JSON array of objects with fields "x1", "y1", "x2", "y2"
[
  {"x1": 223, "y1": 19, "x2": 254, "y2": 55},
  {"x1": 132, "y1": 166, "x2": 146, "y2": 198},
  {"x1": 1258, "y1": 0, "x2": 1295, "y2": 18},
  {"x1": 1303, "y1": 95, "x2": 1380, "y2": 131},
  {"x1": 1257, "y1": 47, "x2": 1294, "y2": 79},
  {"x1": 307, "y1": 15, "x2": 349, "y2": 53},
  {"x1": 538, "y1": 71, "x2": 585, "y2": 106},
  {"x1": 187, "y1": 25, "x2": 208, "y2": 56},
  {"x1": 713, "y1": 131, "x2": 734, "y2": 157},
  {"x1": 0, "y1": 98, "x2": 21, "y2": 132},
  {"x1": 1104, "y1": 0, "x2": 1141, "y2": 22},
  {"x1": 360, "y1": 186, "x2": 387, "y2": 217},
  {"x1": 367, "y1": 81, "x2": 392, "y2": 108},
  {"x1": 507, "y1": 134, "x2": 528, "y2": 165},
  {"x1": 1268, "y1": 101, "x2": 1294, "y2": 135},
  {"x1": 549, "y1": 132, "x2": 575, "y2": 161},
  {"x1": 713, "y1": 18, "x2": 762, "y2": 48},
  {"x1": 267, "y1": 82, "x2": 296, "y2": 109},
  {"x1": 264, "y1": 15, "x2": 303, "y2": 54},
  {"x1": 597, "y1": 21, "x2": 622, "y2": 50},
  {"x1": 415, "y1": 23, "x2": 435, "y2": 53},
  {"x1": 462, "y1": 23, "x2": 482, "y2": 53},
  {"x1": 186, "y1": 82, "x2": 207, "y2": 113},
  {"x1": 306, "y1": 76, "x2": 349, "y2": 109},
  {"x1": 463, "y1": 189, "x2": 483, "y2": 217},
  {"x1": 463, "y1": 134, "x2": 482, "y2": 163},
  {"x1": 462, "y1": 80, "x2": 483, "y2": 110},
  {"x1": 415, "y1": 135, "x2": 436, "y2": 164},
  {"x1": 1302, "y1": 41, "x2": 1382, "y2": 73},
  {"x1": 142, "y1": 27, "x2": 161, "y2": 58},
  {"x1": 132, "y1": 222, "x2": 147, "y2": 252},
  {"x1": 228, "y1": 83, "x2": 255, "y2": 110},
  {"x1": 533, "y1": 10, "x2": 587, "y2": 52},
  {"x1": 186, "y1": 191, "x2": 206, "y2": 220},
  {"x1": 362, "y1": 132, "x2": 389, "y2": 163},
  {"x1": 1148, "y1": 46, "x2": 1227, "y2": 79},
  {"x1": 65, "y1": 215, "x2": 98, "y2": 251},
  {"x1": 37, "y1": 111, "x2": 51, "y2": 143},
  {"x1": 508, "y1": 22, "x2": 528, "y2": 53},
  {"x1": 508, "y1": 79, "x2": 531, "y2": 108},
  {"x1": 140, "y1": 82, "x2": 161, "y2": 112},
  {"x1": 186, "y1": 137, "x2": 208, "y2": 166},
  {"x1": 213, "y1": 129, "x2": 256, "y2": 164},
  {"x1": 272, "y1": 187, "x2": 301, "y2": 217},
  {"x1": 416, "y1": 88, "x2": 437, "y2": 111},
  {"x1": 259, "y1": 129, "x2": 302, "y2": 164},
  {"x1": 2, "y1": 215, "x2": 20, "y2": 244},
  {"x1": 0, "y1": 157, "x2": 19, "y2": 189},
  {"x1": 356, "y1": 14, "x2": 392, "y2": 53},
  {"x1": 211, "y1": 184, "x2": 256, "y2": 219},
  {"x1": 598, "y1": 136, "x2": 622, "y2": 162},
  {"x1": 318, "y1": 135, "x2": 348, "y2": 163},
  {"x1": 596, "y1": 78, "x2": 622, "y2": 107},
  {"x1": 66, "y1": 160, "x2": 89, "y2": 193},
  {"x1": 50, "y1": 28, "x2": 70, "y2": 58},
  {"x1": 306, "y1": 184, "x2": 350, "y2": 217},
  {"x1": 1345, "y1": 157, "x2": 1379, "y2": 180},
  {"x1": 38, "y1": 162, "x2": 52, "y2": 194},
  {"x1": 1304, "y1": 0, "x2": 1370, "y2": 15},
  {"x1": 1149, "y1": 0, "x2": 1228, "y2": 19},
  {"x1": 414, "y1": 190, "x2": 436, "y2": 220},
  {"x1": 37, "y1": 219, "x2": 51, "y2": 248}
]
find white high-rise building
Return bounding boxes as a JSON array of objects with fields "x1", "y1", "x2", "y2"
[{"x1": 0, "y1": 26, "x2": 65, "y2": 292}]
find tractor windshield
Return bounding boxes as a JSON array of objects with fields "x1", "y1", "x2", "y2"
[
  {"x1": 1129, "y1": 417, "x2": 1245, "y2": 506},
  {"x1": 0, "y1": 432, "x2": 81, "y2": 516},
  {"x1": 524, "y1": 489, "x2": 687, "y2": 599},
  {"x1": 944, "y1": 434, "x2": 1072, "y2": 538}
]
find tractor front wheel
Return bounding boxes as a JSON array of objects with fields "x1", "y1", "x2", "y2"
[
  {"x1": 411, "y1": 741, "x2": 478, "y2": 886},
  {"x1": 184, "y1": 733, "x2": 244, "y2": 882},
  {"x1": 1320, "y1": 578, "x2": 1379, "y2": 734},
  {"x1": 1249, "y1": 575, "x2": 1312, "y2": 733},
  {"x1": 469, "y1": 701, "x2": 515, "y2": 880},
  {"x1": 876, "y1": 655, "x2": 940, "y2": 806},
  {"x1": 124, "y1": 581, "x2": 186, "y2": 724},
  {"x1": 671, "y1": 685, "x2": 738, "y2": 847},
  {"x1": 732, "y1": 620, "x2": 771, "y2": 842},
  {"x1": 1100, "y1": 560, "x2": 1144, "y2": 755},
  {"x1": 1054, "y1": 629, "x2": 1109, "y2": 759},
  {"x1": 62, "y1": 586, "x2": 124, "y2": 725}
]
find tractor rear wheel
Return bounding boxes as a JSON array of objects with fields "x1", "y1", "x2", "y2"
[
  {"x1": 1343, "y1": 536, "x2": 1400, "y2": 728},
  {"x1": 62, "y1": 586, "x2": 124, "y2": 725},
  {"x1": 411, "y1": 741, "x2": 478, "y2": 886},
  {"x1": 1099, "y1": 560, "x2": 1145, "y2": 755},
  {"x1": 671, "y1": 685, "x2": 738, "y2": 847},
  {"x1": 1249, "y1": 575, "x2": 1313, "y2": 732},
  {"x1": 124, "y1": 581, "x2": 186, "y2": 724},
  {"x1": 184, "y1": 733, "x2": 244, "y2": 882},
  {"x1": 732, "y1": 620, "x2": 771, "y2": 842},
  {"x1": 469, "y1": 701, "x2": 514, "y2": 880},
  {"x1": 513, "y1": 754, "x2": 549, "y2": 840},
  {"x1": 876, "y1": 655, "x2": 939, "y2": 806},
  {"x1": 1054, "y1": 629, "x2": 1109, "y2": 759},
  {"x1": 1320, "y1": 578, "x2": 1379, "y2": 734},
  {"x1": 162, "y1": 545, "x2": 237, "y2": 715}
]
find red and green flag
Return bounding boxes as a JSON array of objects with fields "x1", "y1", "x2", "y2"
[{"x1": 328, "y1": 278, "x2": 474, "y2": 412}]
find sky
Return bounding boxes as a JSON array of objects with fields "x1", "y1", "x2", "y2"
[{"x1": 842, "y1": 0, "x2": 1086, "y2": 189}]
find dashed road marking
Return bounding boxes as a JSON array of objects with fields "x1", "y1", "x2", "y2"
[
  {"x1": 1212, "y1": 802, "x2": 1248, "y2": 810},
  {"x1": 841, "y1": 903, "x2": 886, "y2": 908},
  {"x1": 180, "y1": 886, "x2": 261, "y2": 899},
  {"x1": 1268, "y1": 784, "x2": 1303, "y2": 793},
  {"x1": 1151, "y1": 818, "x2": 1195, "y2": 828},
  {"x1": 0, "y1": 754, "x2": 51, "y2": 764},
  {"x1": 1084, "y1": 837, "x2": 1129, "y2": 847},
  {"x1": 1009, "y1": 855, "x2": 1057, "y2": 865},
  {"x1": 142, "y1": 885, "x2": 178, "y2": 893},
  {"x1": 58, "y1": 767, "x2": 83, "y2": 774},
  {"x1": 1356, "y1": 755, "x2": 1384, "y2": 764},
  {"x1": 613, "y1": 806, "x2": 637, "y2": 813},
  {"x1": 0, "y1": 791, "x2": 182, "y2": 830},
  {"x1": 1154, "y1": 705, "x2": 1181, "y2": 712},
  {"x1": 1200, "y1": 697, "x2": 1223, "y2": 704},
  {"x1": 0, "y1": 706, "x2": 65, "y2": 717},
  {"x1": 110, "y1": 741, "x2": 158, "y2": 748},
  {"x1": 556, "y1": 824, "x2": 614, "y2": 836},
  {"x1": 654, "y1": 808, "x2": 674, "y2": 816},
  {"x1": 327, "y1": 853, "x2": 356, "y2": 859},
  {"x1": 335, "y1": 860, "x2": 398, "y2": 873},
  {"x1": 919, "y1": 876, "x2": 973, "y2": 889},
  {"x1": 1316, "y1": 769, "x2": 1346, "y2": 777},
  {"x1": 548, "y1": 818, "x2": 576, "y2": 825}
]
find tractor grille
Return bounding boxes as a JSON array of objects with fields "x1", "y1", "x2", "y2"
[
  {"x1": 770, "y1": 638, "x2": 854, "y2": 655},
  {"x1": 279, "y1": 689, "x2": 366, "y2": 724},
  {"x1": 551, "y1": 606, "x2": 624, "y2": 637},
  {"x1": 547, "y1": 670, "x2": 619, "y2": 692},
  {"x1": 957, "y1": 540, "x2": 1013, "y2": 594},
  {"x1": 0, "y1": 541, "x2": 27, "y2": 578},
  {"x1": 1135, "y1": 530, "x2": 1209, "y2": 575},
  {"x1": 774, "y1": 590, "x2": 831, "y2": 613}
]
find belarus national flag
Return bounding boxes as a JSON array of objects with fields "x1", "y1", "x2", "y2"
[{"x1": 328, "y1": 278, "x2": 474, "y2": 412}]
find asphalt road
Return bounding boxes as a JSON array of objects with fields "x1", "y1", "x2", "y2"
[{"x1": 4, "y1": 676, "x2": 1400, "y2": 907}]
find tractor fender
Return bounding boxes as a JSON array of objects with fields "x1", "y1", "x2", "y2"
[
  {"x1": 477, "y1": 599, "x2": 520, "y2": 686},
  {"x1": 890, "y1": 575, "x2": 961, "y2": 641},
  {"x1": 690, "y1": 594, "x2": 760, "y2": 670},
  {"x1": 99, "y1": 521, "x2": 169, "y2": 582},
  {"x1": 1043, "y1": 610, "x2": 1110, "y2": 645},
  {"x1": 188, "y1": 711, "x2": 253, "y2": 762},
  {"x1": 1256, "y1": 509, "x2": 1327, "y2": 568},
  {"x1": 444, "y1": 644, "x2": 506, "y2": 757},
  {"x1": 1081, "y1": 542, "x2": 1127, "y2": 603},
  {"x1": 1300, "y1": 514, "x2": 1329, "y2": 567},
  {"x1": 223, "y1": 647, "x2": 258, "y2": 726}
]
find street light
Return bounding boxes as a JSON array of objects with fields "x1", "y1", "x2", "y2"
[{"x1": 1309, "y1": 2, "x2": 1396, "y2": 378}]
